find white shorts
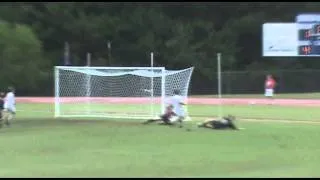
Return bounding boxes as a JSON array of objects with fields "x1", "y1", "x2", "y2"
[
  {"x1": 169, "y1": 116, "x2": 179, "y2": 123},
  {"x1": 169, "y1": 116, "x2": 186, "y2": 123},
  {"x1": 264, "y1": 89, "x2": 274, "y2": 97},
  {"x1": 173, "y1": 108, "x2": 185, "y2": 117}
]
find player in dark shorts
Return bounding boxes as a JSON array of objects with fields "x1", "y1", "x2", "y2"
[
  {"x1": 0, "y1": 92, "x2": 5, "y2": 127},
  {"x1": 197, "y1": 115, "x2": 239, "y2": 130},
  {"x1": 142, "y1": 105, "x2": 176, "y2": 125}
]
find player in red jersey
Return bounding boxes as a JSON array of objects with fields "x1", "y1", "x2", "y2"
[
  {"x1": 142, "y1": 104, "x2": 176, "y2": 125},
  {"x1": 264, "y1": 75, "x2": 276, "y2": 100}
]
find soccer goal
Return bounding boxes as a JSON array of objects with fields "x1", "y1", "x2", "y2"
[{"x1": 54, "y1": 66, "x2": 194, "y2": 119}]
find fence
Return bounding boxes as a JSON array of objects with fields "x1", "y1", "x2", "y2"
[
  {"x1": 190, "y1": 69, "x2": 320, "y2": 95},
  {"x1": 15, "y1": 68, "x2": 320, "y2": 97}
]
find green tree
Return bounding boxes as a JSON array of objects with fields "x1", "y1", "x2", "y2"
[{"x1": 0, "y1": 21, "x2": 47, "y2": 95}]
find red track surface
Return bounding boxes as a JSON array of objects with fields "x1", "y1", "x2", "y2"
[{"x1": 16, "y1": 97, "x2": 320, "y2": 107}]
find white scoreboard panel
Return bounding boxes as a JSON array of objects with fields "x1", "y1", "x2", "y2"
[{"x1": 262, "y1": 23, "x2": 298, "y2": 57}]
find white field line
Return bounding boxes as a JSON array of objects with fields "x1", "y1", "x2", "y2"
[{"x1": 242, "y1": 118, "x2": 320, "y2": 125}]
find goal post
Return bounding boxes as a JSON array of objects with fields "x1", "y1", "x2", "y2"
[{"x1": 54, "y1": 66, "x2": 194, "y2": 119}]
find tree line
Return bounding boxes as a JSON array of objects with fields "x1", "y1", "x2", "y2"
[{"x1": 0, "y1": 2, "x2": 319, "y2": 95}]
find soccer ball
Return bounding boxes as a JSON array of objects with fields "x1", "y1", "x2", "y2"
[{"x1": 249, "y1": 101, "x2": 256, "y2": 105}]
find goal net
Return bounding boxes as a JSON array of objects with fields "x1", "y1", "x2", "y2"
[{"x1": 54, "y1": 66, "x2": 194, "y2": 119}]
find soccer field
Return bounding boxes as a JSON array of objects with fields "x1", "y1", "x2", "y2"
[{"x1": 2, "y1": 97, "x2": 320, "y2": 177}]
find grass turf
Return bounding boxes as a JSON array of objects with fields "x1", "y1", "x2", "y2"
[
  {"x1": 18, "y1": 103, "x2": 320, "y2": 121},
  {"x1": 1, "y1": 103, "x2": 320, "y2": 177}
]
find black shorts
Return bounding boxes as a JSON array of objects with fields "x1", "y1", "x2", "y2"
[
  {"x1": 160, "y1": 114, "x2": 171, "y2": 124},
  {"x1": 211, "y1": 121, "x2": 237, "y2": 130},
  {"x1": 0, "y1": 108, "x2": 3, "y2": 119},
  {"x1": 0, "y1": 100, "x2": 4, "y2": 109}
]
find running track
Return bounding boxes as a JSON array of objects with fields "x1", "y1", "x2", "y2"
[{"x1": 16, "y1": 97, "x2": 320, "y2": 107}]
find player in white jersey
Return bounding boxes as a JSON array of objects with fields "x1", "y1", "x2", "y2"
[
  {"x1": 170, "y1": 89, "x2": 186, "y2": 128},
  {"x1": 3, "y1": 87, "x2": 16, "y2": 126}
]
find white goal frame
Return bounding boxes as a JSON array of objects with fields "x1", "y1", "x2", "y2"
[{"x1": 54, "y1": 66, "x2": 193, "y2": 119}]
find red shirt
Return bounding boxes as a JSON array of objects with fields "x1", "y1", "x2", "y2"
[{"x1": 265, "y1": 78, "x2": 276, "y2": 89}]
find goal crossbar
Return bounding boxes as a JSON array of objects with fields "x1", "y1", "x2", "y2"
[{"x1": 55, "y1": 66, "x2": 165, "y2": 70}]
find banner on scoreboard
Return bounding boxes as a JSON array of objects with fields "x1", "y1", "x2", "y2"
[{"x1": 262, "y1": 23, "x2": 298, "y2": 57}]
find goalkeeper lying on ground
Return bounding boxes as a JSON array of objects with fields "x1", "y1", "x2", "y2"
[
  {"x1": 197, "y1": 115, "x2": 240, "y2": 130},
  {"x1": 142, "y1": 105, "x2": 176, "y2": 125}
]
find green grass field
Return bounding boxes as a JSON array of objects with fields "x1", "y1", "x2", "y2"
[{"x1": 2, "y1": 101, "x2": 320, "y2": 177}]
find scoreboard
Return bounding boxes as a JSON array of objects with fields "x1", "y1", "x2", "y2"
[
  {"x1": 297, "y1": 14, "x2": 320, "y2": 56},
  {"x1": 263, "y1": 14, "x2": 320, "y2": 57}
]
